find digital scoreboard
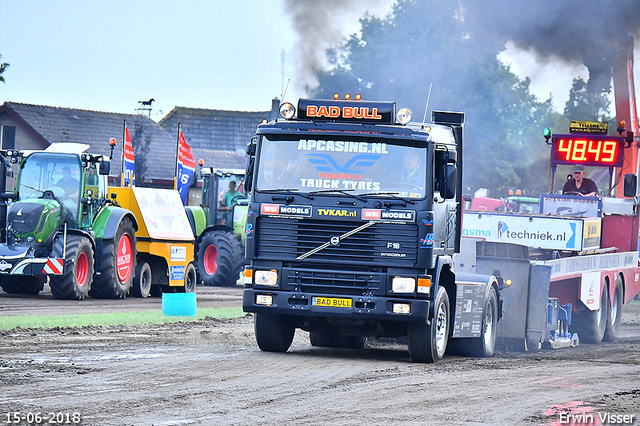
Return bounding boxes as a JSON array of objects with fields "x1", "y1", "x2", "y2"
[{"x1": 550, "y1": 134, "x2": 624, "y2": 167}]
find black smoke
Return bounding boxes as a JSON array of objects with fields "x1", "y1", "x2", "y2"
[{"x1": 462, "y1": 1, "x2": 640, "y2": 94}]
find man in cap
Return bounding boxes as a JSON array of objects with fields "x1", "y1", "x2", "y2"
[{"x1": 562, "y1": 164, "x2": 598, "y2": 196}]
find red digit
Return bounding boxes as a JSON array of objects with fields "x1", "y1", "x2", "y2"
[
  {"x1": 587, "y1": 139, "x2": 602, "y2": 161},
  {"x1": 602, "y1": 141, "x2": 616, "y2": 162},
  {"x1": 572, "y1": 140, "x2": 587, "y2": 161},
  {"x1": 557, "y1": 139, "x2": 572, "y2": 160}
]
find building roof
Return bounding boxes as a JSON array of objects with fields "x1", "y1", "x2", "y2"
[
  {"x1": 158, "y1": 105, "x2": 272, "y2": 152},
  {"x1": 0, "y1": 102, "x2": 249, "y2": 185}
]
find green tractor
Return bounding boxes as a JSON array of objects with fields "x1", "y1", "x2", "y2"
[
  {"x1": 185, "y1": 166, "x2": 247, "y2": 287},
  {"x1": 0, "y1": 143, "x2": 138, "y2": 300}
]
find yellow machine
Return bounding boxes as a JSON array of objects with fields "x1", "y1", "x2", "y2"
[{"x1": 109, "y1": 186, "x2": 196, "y2": 297}]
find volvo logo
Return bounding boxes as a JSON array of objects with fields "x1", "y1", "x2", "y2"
[
  {"x1": 330, "y1": 236, "x2": 340, "y2": 246},
  {"x1": 0, "y1": 260, "x2": 11, "y2": 271}
]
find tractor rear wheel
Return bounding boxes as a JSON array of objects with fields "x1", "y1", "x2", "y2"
[
  {"x1": 49, "y1": 234, "x2": 94, "y2": 300},
  {"x1": 90, "y1": 218, "x2": 136, "y2": 299},
  {"x1": 196, "y1": 231, "x2": 243, "y2": 287},
  {"x1": 0, "y1": 275, "x2": 46, "y2": 295}
]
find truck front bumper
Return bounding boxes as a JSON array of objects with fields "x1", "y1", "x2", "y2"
[{"x1": 243, "y1": 289, "x2": 431, "y2": 323}]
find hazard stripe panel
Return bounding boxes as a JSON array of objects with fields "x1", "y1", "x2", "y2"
[{"x1": 43, "y1": 258, "x2": 64, "y2": 275}]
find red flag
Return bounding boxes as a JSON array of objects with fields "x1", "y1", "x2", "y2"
[
  {"x1": 176, "y1": 129, "x2": 195, "y2": 204},
  {"x1": 122, "y1": 124, "x2": 135, "y2": 187}
]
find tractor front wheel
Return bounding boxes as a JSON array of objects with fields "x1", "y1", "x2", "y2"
[
  {"x1": 0, "y1": 275, "x2": 46, "y2": 295},
  {"x1": 49, "y1": 234, "x2": 94, "y2": 300}
]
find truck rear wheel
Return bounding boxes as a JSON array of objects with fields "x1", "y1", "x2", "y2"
[
  {"x1": 571, "y1": 287, "x2": 608, "y2": 343},
  {"x1": 49, "y1": 234, "x2": 94, "y2": 300},
  {"x1": 469, "y1": 286, "x2": 498, "y2": 357},
  {"x1": 90, "y1": 218, "x2": 136, "y2": 299},
  {"x1": 254, "y1": 312, "x2": 295, "y2": 352},
  {"x1": 196, "y1": 231, "x2": 243, "y2": 287},
  {"x1": 603, "y1": 277, "x2": 623, "y2": 342},
  {"x1": 132, "y1": 261, "x2": 152, "y2": 298},
  {"x1": 0, "y1": 275, "x2": 46, "y2": 295},
  {"x1": 408, "y1": 286, "x2": 449, "y2": 363}
]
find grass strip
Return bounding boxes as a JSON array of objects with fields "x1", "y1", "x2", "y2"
[{"x1": 0, "y1": 306, "x2": 245, "y2": 331}]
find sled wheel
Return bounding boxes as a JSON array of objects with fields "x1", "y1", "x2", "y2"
[
  {"x1": 177, "y1": 263, "x2": 197, "y2": 293},
  {"x1": 132, "y1": 261, "x2": 152, "y2": 298},
  {"x1": 571, "y1": 285, "x2": 608, "y2": 343},
  {"x1": 603, "y1": 277, "x2": 623, "y2": 342},
  {"x1": 408, "y1": 286, "x2": 449, "y2": 363}
]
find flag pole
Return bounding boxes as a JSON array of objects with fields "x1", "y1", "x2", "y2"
[
  {"x1": 121, "y1": 119, "x2": 126, "y2": 187},
  {"x1": 174, "y1": 123, "x2": 181, "y2": 191}
]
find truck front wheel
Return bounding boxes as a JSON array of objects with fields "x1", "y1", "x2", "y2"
[
  {"x1": 572, "y1": 287, "x2": 609, "y2": 343},
  {"x1": 196, "y1": 231, "x2": 243, "y2": 287},
  {"x1": 49, "y1": 234, "x2": 94, "y2": 300},
  {"x1": 254, "y1": 312, "x2": 295, "y2": 352},
  {"x1": 90, "y1": 218, "x2": 136, "y2": 299},
  {"x1": 408, "y1": 286, "x2": 449, "y2": 363}
]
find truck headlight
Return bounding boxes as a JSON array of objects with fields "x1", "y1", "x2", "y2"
[
  {"x1": 254, "y1": 269, "x2": 278, "y2": 287},
  {"x1": 392, "y1": 277, "x2": 415, "y2": 293}
]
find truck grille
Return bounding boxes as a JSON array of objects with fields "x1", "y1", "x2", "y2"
[
  {"x1": 8, "y1": 203, "x2": 46, "y2": 234},
  {"x1": 285, "y1": 268, "x2": 382, "y2": 296},
  {"x1": 256, "y1": 217, "x2": 418, "y2": 266}
]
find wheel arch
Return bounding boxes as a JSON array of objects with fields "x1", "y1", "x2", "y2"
[
  {"x1": 99, "y1": 208, "x2": 139, "y2": 240},
  {"x1": 616, "y1": 271, "x2": 626, "y2": 304},
  {"x1": 52, "y1": 228, "x2": 96, "y2": 251},
  {"x1": 196, "y1": 224, "x2": 234, "y2": 247}
]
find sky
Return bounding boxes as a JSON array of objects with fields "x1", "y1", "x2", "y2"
[{"x1": 0, "y1": 0, "x2": 623, "y2": 122}]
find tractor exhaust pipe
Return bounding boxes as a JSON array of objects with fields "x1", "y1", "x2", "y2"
[{"x1": 0, "y1": 155, "x2": 7, "y2": 243}]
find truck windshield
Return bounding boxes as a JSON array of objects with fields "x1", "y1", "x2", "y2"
[
  {"x1": 18, "y1": 153, "x2": 83, "y2": 217},
  {"x1": 255, "y1": 137, "x2": 427, "y2": 198}
]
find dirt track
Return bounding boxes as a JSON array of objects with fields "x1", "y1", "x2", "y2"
[{"x1": 1, "y1": 286, "x2": 639, "y2": 426}]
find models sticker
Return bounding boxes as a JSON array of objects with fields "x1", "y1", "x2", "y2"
[
  {"x1": 260, "y1": 204, "x2": 312, "y2": 217},
  {"x1": 362, "y1": 209, "x2": 415, "y2": 222}
]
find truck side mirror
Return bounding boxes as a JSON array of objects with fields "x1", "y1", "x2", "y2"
[
  {"x1": 435, "y1": 149, "x2": 456, "y2": 199},
  {"x1": 442, "y1": 163, "x2": 457, "y2": 199},
  {"x1": 244, "y1": 137, "x2": 257, "y2": 192},
  {"x1": 623, "y1": 174, "x2": 637, "y2": 197},
  {"x1": 99, "y1": 160, "x2": 111, "y2": 175}
]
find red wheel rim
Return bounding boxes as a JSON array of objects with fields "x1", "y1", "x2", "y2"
[
  {"x1": 204, "y1": 245, "x2": 217, "y2": 275},
  {"x1": 116, "y1": 234, "x2": 134, "y2": 283},
  {"x1": 76, "y1": 252, "x2": 89, "y2": 286}
]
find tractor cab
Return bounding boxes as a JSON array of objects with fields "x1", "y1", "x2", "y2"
[{"x1": 200, "y1": 167, "x2": 247, "y2": 227}]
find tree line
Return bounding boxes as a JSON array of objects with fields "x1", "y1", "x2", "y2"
[{"x1": 309, "y1": 0, "x2": 612, "y2": 198}]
